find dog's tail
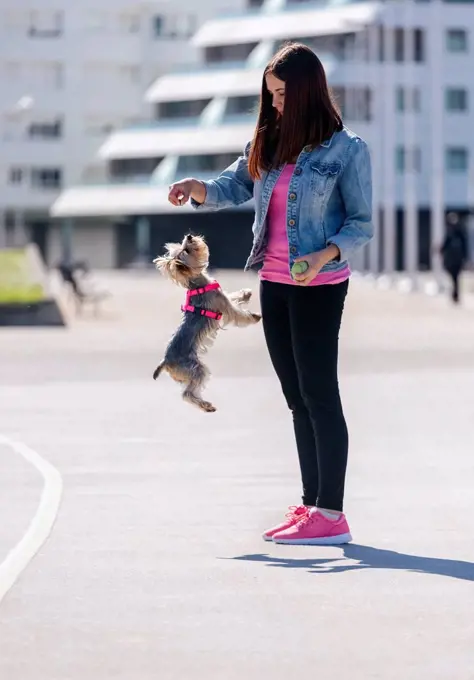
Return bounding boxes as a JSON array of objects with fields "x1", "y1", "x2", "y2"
[{"x1": 153, "y1": 361, "x2": 165, "y2": 381}]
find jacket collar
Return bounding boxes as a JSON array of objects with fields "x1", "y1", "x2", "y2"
[
  {"x1": 321, "y1": 131, "x2": 336, "y2": 148},
  {"x1": 302, "y1": 131, "x2": 336, "y2": 153}
]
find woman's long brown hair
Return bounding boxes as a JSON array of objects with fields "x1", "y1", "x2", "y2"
[{"x1": 248, "y1": 42, "x2": 343, "y2": 180}]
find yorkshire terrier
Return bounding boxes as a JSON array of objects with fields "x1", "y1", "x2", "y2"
[{"x1": 152, "y1": 233, "x2": 261, "y2": 413}]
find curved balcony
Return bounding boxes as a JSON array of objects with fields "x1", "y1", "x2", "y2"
[
  {"x1": 192, "y1": 1, "x2": 378, "y2": 48},
  {"x1": 98, "y1": 117, "x2": 255, "y2": 160}
]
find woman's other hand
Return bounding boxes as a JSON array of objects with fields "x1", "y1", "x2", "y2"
[{"x1": 293, "y1": 245, "x2": 341, "y2": 285}]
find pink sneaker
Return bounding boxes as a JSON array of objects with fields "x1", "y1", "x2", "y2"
[
  {"x1": 262, "y1": 505, "x2": 310, "y2": 542},
  {"x1": 272, "y1": 509, "x2": 352, "y2": 545}
]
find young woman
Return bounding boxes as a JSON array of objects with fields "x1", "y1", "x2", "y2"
[{"x1": 168, "y1": 42, "x2": 373, "y2": 545}]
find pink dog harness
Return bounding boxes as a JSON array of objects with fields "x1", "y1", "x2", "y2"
[{"x1": 181, "y1": 281, "x2": 223, "y2": 321}]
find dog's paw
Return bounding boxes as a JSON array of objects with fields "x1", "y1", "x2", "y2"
[
  {"x1": 240, "y1": 289, "x2": 252, "y2": 303},
  {"x1": 201, "y1": 401, "x2": 217, "y2": 413},
  {"x1": 251, "y1": 313, "x2": 262, "y2": 323}
]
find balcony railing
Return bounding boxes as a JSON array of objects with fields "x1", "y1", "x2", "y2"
[
  {"x1": 121, "y1": 117, "x2": 202, "y2": 131},
  {"x1": 119, "y1": 113, "x2": 256, "y2": 133},
  {"x1": 168, "y1": 60, "x2": 248, "y2": 75}
]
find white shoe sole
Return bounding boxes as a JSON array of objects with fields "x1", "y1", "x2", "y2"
[
  {"x1": 273, "y1": 532, "x2": 352, "y2": 546},
  {"x1": 262, "y1": 534, "x2": 274, "y2": 542}
]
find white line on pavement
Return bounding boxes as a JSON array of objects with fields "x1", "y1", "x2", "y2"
[{"x1": 0, "y1": 435, "x2": 63, "y2": 603}]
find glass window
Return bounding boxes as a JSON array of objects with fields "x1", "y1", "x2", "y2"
[
  {"x1": 158, "y1": 99, "x2": 211, "y2": 119},
  {"x1": 205, "y1": 43, "x2": 258, "y2": 63},
  {"x1": 396, "y1": 87, "x2": 421, "y2": 112},
  {"x1": 109, "y1": 157, "x2": 161, "y2": 179},
  {"x1": 396, "y1": 87, "x2": 405, "y2": 112},
  {"x1": 9, "y1": 167, "x2": 24, "y2": 185},
  {"x1": 446, "y1": 29, "x2": 468, "y2": 53},
  {"x1": 394, "y1": 28, "x2": 424, "y2": 62},
  {"x1": 446, "y1": 88, "x2": 468, "y2": 111},
  {"x1": 225, "y1": 95, "x2": 259, "y2": 115},
  {"x1": 153, "y1": 15, "x2": 164, "y2": 36},
  {"x1": 28, "y1": 10, "x2": 63, "y2": 37},
  {"x1": 28, "y1": 119, "x2": 63, "y2": 139},
  {"x1": 396, "y1": 146, "x2": 421, "y2": 172},
  {"x1": 31, "y1": 167, "x2": 62, "y2": 189},
  {"x1": 177, "y1": 153, "x2": 237, "y2": 174},
  {"x1": 414, "y1": 28, "x2": 424, "y2": 62},
  {"x1": 446, "y1": 147, "x2": 468, "y2": 171},
  {"x1": 396, "y1": 146, "x2": 405, "y2": 172}
]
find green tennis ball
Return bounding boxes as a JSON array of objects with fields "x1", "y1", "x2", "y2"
[{"x1": 291, "y1": 261, "x2": 309, "y2": 277}]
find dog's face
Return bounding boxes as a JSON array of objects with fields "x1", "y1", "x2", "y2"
[{"x1": 153, "y1": 233, "x2": 209, "y2": 286}]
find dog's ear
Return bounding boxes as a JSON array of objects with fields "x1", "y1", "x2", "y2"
[
  {"x1": 152, "y1": 255, "x2": 167, "y2": 270},
  {"x1": 163, "y1": 242, "x2": 181, "y2": 258}
]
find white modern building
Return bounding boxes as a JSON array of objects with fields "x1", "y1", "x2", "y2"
[
  {"x1": 0, "y1": 0, "x2": 241, "y2": 265},
  {"x1": 51, "y1": 0, "x2": 474, "y2": 274}
]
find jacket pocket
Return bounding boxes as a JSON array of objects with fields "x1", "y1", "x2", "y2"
[{"x1": 310, "y1": 161, "x2": 341, "y2": 196}]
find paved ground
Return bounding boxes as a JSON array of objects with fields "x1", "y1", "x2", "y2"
[{"x1": 0, "y1": 269, "x2": 474, "y2": 680}]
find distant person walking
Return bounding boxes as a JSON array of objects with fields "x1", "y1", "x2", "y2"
[{"x1": 440, "y1": 213, "x2": 468, "y2": 304}]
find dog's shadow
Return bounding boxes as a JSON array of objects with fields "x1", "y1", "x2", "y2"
[{"x1": 224, "y1": 544, "x2": 474, "y2": 582}]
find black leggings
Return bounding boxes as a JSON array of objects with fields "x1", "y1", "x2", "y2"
[
  {"x1": 446, "y1": 267, "x2": 461, "y2": 303},
  {"x1": 260, "y1": 279, "x2": 349, "y2": 511}
]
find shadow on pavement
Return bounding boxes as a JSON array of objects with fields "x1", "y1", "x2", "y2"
[{"x1": 227, "y1": 544, "x2": 474, "y2": 582}]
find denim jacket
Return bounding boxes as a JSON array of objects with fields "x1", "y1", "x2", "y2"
[{"x1": 191, "y1": 126, "x2": 373, "y2": 274}]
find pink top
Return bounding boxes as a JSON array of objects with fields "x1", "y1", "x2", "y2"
[{"x1": 259, "y1": 164, "x2": 351, "y2": 286}]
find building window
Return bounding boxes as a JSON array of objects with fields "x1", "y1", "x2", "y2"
[
  {"x1": 332, "y1": 87, "x2": 372, "y2": 122},
  {"x1": 396, "y1": 87, "x2": 421, "y2": 112},
  {"x1": 225, "y1": 95, "x2": 259, "y2": 116},
  {"x1": 446, "y1": 147, "x2": 468, "y2": 171},
  {"x1": 177, "y1": 153, "x2": 238, "y2": 174},
  {"x1": 394, "y1": 28, "x2": 425, "y2": 62},
  {"x1": 414, "y1": 28, "x2": 424, "y2": 62},
  {"x1": 205, "y1": 43, "x2": 259, "y2": 63},
  {"x1": 446, "y1": 87, "x2": 468, "y2": 112},
  {"x1": 31, "y1": 167, "x2": 62, "y2": 189},
  {"x1": 9, "y1": 167, "x2": 24, "y2": 185},
  {"x1": 28, "y1": 119, "x2": 63, "y2": 139},
  {"x1": 158, "y1": 99, "x2": 212, "y2": 119},
  {"x1": 28, "y1": 10, "x2": 63, "y2": 37},
  {"x1": 153, "y1": 15, "x2": 164, "y2": 36},
  {"x1": 446, "y1": 29, "x2": 468, "y2": 53},
  {"x1": 152, "y1": 13, "x2": 193, "y2": 39},
  {"x1": 396, "y1": 146, "x2": 421, "y2": 173},
  {"x1": 109, "y1": 157, "x2": 162, "y2": 179}
]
